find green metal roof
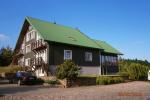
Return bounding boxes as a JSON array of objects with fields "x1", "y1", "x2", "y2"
[
  {"x1": 26, "y1": 17, "x2": 100, "y2": 49},
  {"x1": 94, "y1": 40, "x2": 122, "y2": 55},
  {"x1": 25, "y1": 17, "x2": 122, "y2": 55}
]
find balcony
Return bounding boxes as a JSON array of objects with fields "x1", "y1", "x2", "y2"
[
  {"x1": 30, "y1": 57, "x2": 44, "y2": 67},
  {"x1": 16, "y1": 49, "x2": 24, "y2": 57},
  {"x1": 31, "y1": 39, "x2": 46, "y2": 51}
]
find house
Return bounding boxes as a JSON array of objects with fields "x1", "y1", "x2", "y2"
[{"x1": 13, "y1": 17, "x2": 122, "y2": 77}]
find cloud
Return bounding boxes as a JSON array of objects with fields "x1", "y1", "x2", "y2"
[
  {"x1": 0, "y1": 34, "x2": 9, "y2": 41},
  {"x1": 132, "y1": 41, "x2": 145, "y2": 46}
]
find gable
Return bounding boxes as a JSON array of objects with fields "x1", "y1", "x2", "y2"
[
  {"x1": 26, "y1": 17, "x2": 101, "y2": 49},
  {"x1": 14, "y1": 17, "x2": 122, "y2": 56}
]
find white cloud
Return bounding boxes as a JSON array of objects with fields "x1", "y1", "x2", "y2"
[
  {"x1": 132, "y1": 41, "x2": 145, "y2": 46},
  {"x1": 0, "y1": 34, "x2": 9, "y2": 41}
]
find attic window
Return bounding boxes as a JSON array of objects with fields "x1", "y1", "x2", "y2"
[
  {"x1": 29, "y1": 26, "x2": 33, "y2": 31},
  {"x1": 68, "y1": 36, "x2": 77, "y2": 41}
]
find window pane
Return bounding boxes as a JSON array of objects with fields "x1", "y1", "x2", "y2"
[
  {"x1": 85, "y1": 52, "x2": 92, "y2": 61},
  {"x1": 64, "y1": 50, "x2": 72, "y2": 60}
]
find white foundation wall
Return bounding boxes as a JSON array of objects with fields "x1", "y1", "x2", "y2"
[
  {"x1": 49, "y1": 65, "x2": 101, "y2": 75},
  {"x1": 80, "y1": 66, "x2": 101, "y2": 75}
]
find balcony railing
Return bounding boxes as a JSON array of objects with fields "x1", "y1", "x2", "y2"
[
  {"x1": 30, "y1": 57, "x2": 44, "y2": 67},
  {"x1": 31, "y1": 39, "x2": 46, "y2": 51}
]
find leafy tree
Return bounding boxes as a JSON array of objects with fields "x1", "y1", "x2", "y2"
[
  {"x1": 119, "y1": 59, "x2": 150, "y2": 80},
  {"x1": 126, "y1": 63, "x2": 149, "y2": 80},
  {"x1": 56, "y1": 60, "x2": 81, "y2": 80},
  {"x1": 0, "y1": 46, "x2": 13, "y2": 66}
]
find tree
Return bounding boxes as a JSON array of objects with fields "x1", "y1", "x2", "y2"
[
  {"x1": 127, "y1": 63, "x2": 149, "y2": 80},
  {"x1": 118, "y1": 59, "x2": 150, "y2": 80},
  {"x1": 0, "y1": 46, "x2": 13, "y2": 66}
]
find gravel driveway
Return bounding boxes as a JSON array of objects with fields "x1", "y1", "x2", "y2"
[{"x1": 0, "y1": 81, "x2": 150, "y2": 100}]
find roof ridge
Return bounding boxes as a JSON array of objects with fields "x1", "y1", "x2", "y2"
[{"x1": 26, "y1": 16, "x2": 78, "y2": 31}]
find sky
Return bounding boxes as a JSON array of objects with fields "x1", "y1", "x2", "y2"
[{"x1": 0, "y1": 0, "x2": 150, "y2": 61}]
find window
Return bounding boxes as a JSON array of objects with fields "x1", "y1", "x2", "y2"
[
  {"x1": 26, "y1": 30, "x2": 36, "y2": 42},
  {"x1": 29, "y1": 26, "x2": 33, "y2": 31},
  {"x1": 25, "y1": 58, "x2": 30, "y2": 66},
  {"x1": 30, "y1": 31, "x2": 36, "y2": 39},
  {"x1": 64, "y1": 50, "x2": 72, "y2": 60},
  {"x1": 85, "y1": 52, "x2": 92, "y2": 62},
  {"x1": 26, "y1": 44, "x2": 31, "y2": 53},
  {"x1": 26, "y1": 32, "x2": 31, "y2": 42}
]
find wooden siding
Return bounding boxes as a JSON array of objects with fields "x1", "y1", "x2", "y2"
[{"x1": 48, "y1": 42, "x2": 100, "y2": 66}]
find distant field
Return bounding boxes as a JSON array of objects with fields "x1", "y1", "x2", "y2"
[
  {"x1": 0, "y1": 66, "x2": 23, "y2": 73},
  {"x1": 0, "y1": 66, "x2": 11, "y2": 73}
]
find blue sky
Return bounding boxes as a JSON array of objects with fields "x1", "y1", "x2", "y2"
[{"x1": 0, "y1": 0, "x2": 150, "y2": 61}]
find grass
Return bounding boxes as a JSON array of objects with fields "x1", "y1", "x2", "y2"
[
  {"x1": 44, "y1": 80, "x2": 60, "y2": 85},
  {"x1": 0, "y1": 66, "x2": 12, "y2": 73},
  {"x1": 78, "y1": 74, "x2": 122, "y2": 78},
  {"x1": 78, "y1": 74, "x2": 98, "y2": 78},
  {"x1": 0, "y1": 65, "x2": 24, "y2": 73}
]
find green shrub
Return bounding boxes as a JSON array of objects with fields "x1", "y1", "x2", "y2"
[
  {"x1": 113, "y1": 77, "x2": 124, "y2": 83},
  {"x1": 45, "y1": 80, "x2": 59, "y2": 85},
  {"x1": 56, "y1": 60, "x2": 81, "y2": 80},
  {"x1": 126, "y1": 63, "x2": 149, "y2": 80},
  {"x1": 118, "y1": 72, "x2": 129, "y2": 77},
  {"x1": 119, "y1": 59, "x2": 150, "y2": 80},
  {"x1": 36, "y1": 78, "x2": 45, "y2": 84},
  {"x1": 96, "y1": 76, "x2": 124, "y2": 85}
]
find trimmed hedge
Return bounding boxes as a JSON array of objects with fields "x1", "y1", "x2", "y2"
[{"x1": 96, "y1": 76, "x2": 124, "y2": 85}]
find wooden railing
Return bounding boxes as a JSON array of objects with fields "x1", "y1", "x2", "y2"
[
  {"x1": 31, "y1": 39, "x2": 46, "y2": 51},
  {"x1": 30, "y1": 57, "x2": 44, "y2": 66}
]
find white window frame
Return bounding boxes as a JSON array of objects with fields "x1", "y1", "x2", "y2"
[
  {"x1": 25, "y1": 58, "x2": 30, "y2": 66},
  {"x1": 64, "y1": 50, "x2": 72, "y2": 60},
  {"x1": 26, "y1": 44, "x2": 31, "y2": 53},
  {"x1": 26, "y1": 32, "x2": 30, "y2": 42},
  {"x1": 85, "y1": 52, "x2": 92, "y2": 62},
  {"x1": 26, "y1": 30, "x2": 36, "y2": 42},
  {"x1": 30, "y1": 31, "x2": 36, "y2": 39},
  {"x1": 29, "y1": 25, "x2": 33, "y2": 31}
]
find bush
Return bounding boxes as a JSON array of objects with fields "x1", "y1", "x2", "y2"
[
  {"x1": 119, "y1": 59, "x2": 150, "y2": 80},
  {"x1": 126, "y1": 63, "x2": 149, "y2": 80},
  {"x1": 45, "y1": 80, "x2": 59, "y2": 85},
  {"x1": 96, "y1": 76, "x2": 124, "y2": 85},
  {"x1": 113, "y1": 77, "x2": 124, "y2": 83},
  {"x1": 56, "y1": 60, "x2": 81, "y2": 80},
  {"x1": 36, "y1": 78, "x2": 45, "y2": 84}
]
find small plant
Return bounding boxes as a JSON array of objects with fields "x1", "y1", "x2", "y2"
[
  {"x1": 96, "y1": 76, "x2": 124, "y2": 85},
  {"x1": 45, "y1": 80, "x2": 59, "y2": 85},
  {"x1": 36, "y1": 78, "x2": 45, "y2": 84}
]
